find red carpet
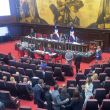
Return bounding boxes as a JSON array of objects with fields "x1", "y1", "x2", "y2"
[{"x1": 0, "y1": 41, "x2": 109, "y2": 110}]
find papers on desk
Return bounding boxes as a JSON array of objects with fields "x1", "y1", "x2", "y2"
[
  {"x1": 25, "y1": 36, "x2": 31, "y2": 38},
  {"x1": 47, "y1": 39, "x2": 57, "y2": 42},
  {"x1": 72, "y1": 42, "x2": 81, "y2": 45}
]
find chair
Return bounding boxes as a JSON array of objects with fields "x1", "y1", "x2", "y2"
[
  {"x1": 0, "y1": 91, "x2": 20, "y2": 109},
  {"x1": 99, "y1": 99, "x2": 110, "y2": 110},
  {"x1": 21, "y1": 75, "x2": 30, "y2": 82},
  {"x1": 20, "y1": 57, "x2": 26, "y2": 62},
  {"x1": 0, "y1": 52, "x2": 4, "y2": 58},
  {"x1": 59, "y1": 87, "x2": 63, "y2": 94},
  {"x1": 21, "y1": 63, "x2": 29, "y2": 70},
  {"x1": 0, "y1": 70, "x2": 3, "y2": 79},
  {"x1": 24, "y1": 51, "x2": 28, "y2": 57},
  {"x1": 0, "y1": 80, "x2": 7, "y2": 90},
  {"x1": 45, "y1": 66, "x2": 53, "y2": 72},
  {"x1": 3, "y1": 54, "x2": 10, "y2": 64},
  {"x1": 34, "y1": 53, "x2": 41, "y2": 59},
  {"x1": 94, "y1": 64, "x2": 100, "y2": 68},
  {"x1": 95, "y1": 68, "x2": 103, "y2": 75},
  {"x1": 15, "y1": 61, "x2": 21, "y2": 68},
  {"x1": 54, "y1": 67, "x2": 65, "y2": 81},
  {"x1": 29, "y1": 64, "x2": 37, "y2": 74},
  {"x1": 54, "y1": 63, "x2": 62, "y2": 68},
  {"x1": 12, "y1": 74, "x2": 21, "y2": 83},
  {"x1": 37, "y1": 65, "x2": 44, "y2": 70},
  {"x1": 78, "y1": 80, "x2": 86, "y2": 92},
  {"x1": 84, "y1": 68, "x2": 91, "y2": 76},
  {"x1": 37, "y1": 33, "x2": 41, "y2": 38},
  {"x1": 67, "y1": 79, "x2": 76, "y2": 88},
  {"x1": 35, "y1": 70, "x2": 44, "y2": 79},
  {"x1": 103, "y1": 80, "x2": 110, "y2": 94},
  {"x1": 62, "y1": 64, "x2": 74, "y2": 77},
  {"x1": 47, "y1": 62, "x2": 54, "y2": 70},
  {"x1": 94, "y1": 88, "x2": 106, "y2": 105},
  {"x1": 45, "y1": 71, "x2": 56, "y2": 86},
  {"x1": 6, "y1": 81, "x2": 18, "y2": 97},
  {"x1": 2, "y1": 64, "x2": 10, "y2": 72},
  {"x1": 9, "y1": 60, "x2": 15, "y2": 66},
  {"x1": 55, "y1": 54, "x2": 62, "y2": 62},
  {"x1": 43, "y1": 34, "x2": 47, "y2": 39},
  {"x1": 25, "y1": 69, "x2": 34, "y2": 79},
  {"x1": 0, "y1": 64, "x2": 2, "y2": 70},
  {"x1": 3, "y1": 71, "x2": 11, "y2": 81},
  {"x1": 31, "y1": 77, "x2": 39, "y2": 87},
  {"x1": 76, "y1": 73, "x2": 85, "y2": 84},
  {"x1": 51, "y1": 49, "x2": 54, "y2": 53},
  {"x1": 10, "y1": 66, "x2": 17, "y2": 74},
  {"x1": 19, "y1": 106, "x2": 32, "y2": 110},
  {"x1": 88, "y1": 73, "x2": 94, "y2": 77},
  {"x1": 104, "y1": 67, "x2": 110, "y2": 77},
  {"x1": 102, "y1": 63, "x2": 109, "y2": 72},
  {"x1": 93, "y1": 80, "x2": 101, "y2": 90},
  {"x1": 33, "y1": 59, "x2": 41, "y2": 65},
  {"x1": 17, "y1": 83, "x2": 33, "y2": 100},
  {"x1": 67, "y1": 87, "x2": 77, "y2": 98},
  {"x1": 99, "y1": 73, "x2": 107, "y2": 83},
  {"x1": 44, "y1": 54, "x2": 50, "y2": 62},
  {"x1": 17, "y1": 67, "x2": 26, "y2": 75},
  {"x1": 84, "y1": 99, "x2": 98, "y2": 110},
  {"x1": 20, "y1": 50, "x2": 24, "y2": 57}
]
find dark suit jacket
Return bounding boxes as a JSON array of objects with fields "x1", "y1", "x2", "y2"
[
  {"x1": 65, "y1": 96, "x2": 83, "y2": 110},
  {"x1": 75, "y1": 39, "x2": 80, "y2": 43},
  {"x1": 34, "y1": 84, "x2": 44, "y2": 106},
  {"x1": 44, "y1": 91, "x2": 52, "y2": 110},
  {"x1": 60, "y1": 93, "x2": 71, "y2": 110},
  {"x1": 74, "y1": 55, "x2": 81, "y2": 65},
  {"x1": 30, "y1": 31, "x2": 34, "y2": 36}
]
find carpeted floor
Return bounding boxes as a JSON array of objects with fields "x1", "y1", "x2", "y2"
[{"x1": 0, "y1": 41, "x2": 109, "y2": 110}]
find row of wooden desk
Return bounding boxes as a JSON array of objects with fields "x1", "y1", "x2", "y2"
[{"x1": 21, "y1": 37, "x2": 89, "y2": 53}]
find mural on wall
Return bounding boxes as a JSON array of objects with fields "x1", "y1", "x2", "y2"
[{"x1": 18, "y1": 0, "x2": 110, "y2": 29}]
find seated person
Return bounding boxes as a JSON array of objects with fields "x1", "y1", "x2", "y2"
[
  {"x1": 8, "y1": 52, "x2": 13, "y2": 60},
  {"x1": 48, "y1": 48, "x2": 52, "y2": 54},
  {"x1": 40, "y1": 61, "x2": 47, "y2": 70},
  {"x1": 33, "y1": 33, "x2": 38, "y2": 38},
  {"x1": 0, "y1": 102, "x2": 5, "y2": 110},
  {"x1": 12, "y1": 57, "x2": 16, "y2": 62},
  {"x1": 26, "y1": 60, "x2": 31, "y2": 64},
  {"x1": 19, "y1": 45, "x2": 25, "y2": 50},
  {"x1": 100, "y1": 60, "x2": 105, "y2": 68},
  {"x1": 75, "y1": 36, "x2": 79, "y2": 43},
  {"x1": 40, "y1": 34, "x2": 44, "y2": 38},
  {"x1": 50, "y1": 34, "x2": 54, "y2": 40},
  {"x1": 59, "y1": 33, "x2": 64, "y2": 42},
  {"x1": 23, "y1": 78, "x2": 33, "y2": 91},
  {"x1": 101, "y1": 76, "x2": 109, "y2": 86},
  {"x1": 91, "y1": 74, "x2": 98, "y2": 80},
  {"x1": 39, "y1": 67, "x2": 45, "y2": 76},
  {"x1": 10, "y1": 77, "x2": 17, "y2": 84},
  {"x1": 18, "y1": 59, "x2": 21, "y2": 63},
  {"x1": 61, "y1": 84, "x2": 67, "y2": 88},
  {"x1": 63, "y1": 34, "x2": 69, "y2": 42},
  {"x1": 49, "y1": 58, "x2": 53, "y2": 62},
  {"x1": 3, "y1": 76, "x2": 7, "y2": 83},
  {"x1": 75, "y1": 69, "x2": 86, "y2": 79}
]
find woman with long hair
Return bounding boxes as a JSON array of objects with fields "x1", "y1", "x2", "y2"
[
  {"x1": 62, "y1": 89, "x2": 83, "y2": 110},
  {"x1": 82, "y1": 77, "x2": 93, "y2": 105}
]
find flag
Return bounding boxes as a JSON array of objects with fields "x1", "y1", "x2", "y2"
[
  {"x1": 55, "y1": 22, "x2": 59, "y2": 40},
  {"x1": 70, "y1": 23, "x2": 75, "y2": 42}
]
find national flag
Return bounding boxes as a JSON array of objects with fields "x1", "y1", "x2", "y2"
[
  {"x1": 70, "y1": 23, "x2": 75, "y2": 42},
  {"x1": 55, "y1": 22, "x2": 59, "y2": 40}
]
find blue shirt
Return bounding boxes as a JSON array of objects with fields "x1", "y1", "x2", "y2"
[{"x1": 40, "y1": 63, "x2": 47, "y2": 70}]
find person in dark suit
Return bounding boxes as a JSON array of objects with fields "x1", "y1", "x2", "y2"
[
  {"x1": 63, "y1": 34, "x2": 69, "y2": 42},
  {"x1": 51, "y1": 84, "x2": 69, "y2": 110},
  {"x1": 75, "y1": 36, "x2": 80, "y2": 43},
  {"x1": 60, "y1": 88, "x2": 71, "y2": 110},
  {"x1": 22, "y1": 0, "x2": 30, "y2": 18},
  {"x1": 23, "y1": 78, "x2": 33, "y2": 91},
  {"x1": 30, "y1": 29, "x2": 34, "y2": 36},
  {"x1": 33, "y1": 33, "x2": 38, "y2": 38},
  {"x1": 74, "y1": 53, "x2": 81, "y2": 74},
  {"x1": 50, "y1": 34, "x2": 54, "y2": 40},
  {"x1": 34, "y1": 79, "x2": 47, "y2": 108},
  {"x1": 44, "y1": 85, "x2": 52, "y2": 110},
  {"x1": 62, "y1": 89, "x2": 83, "y2": 110},
  {"x1": 8, "y1": 52, "x2": 13, "y2": 60}
]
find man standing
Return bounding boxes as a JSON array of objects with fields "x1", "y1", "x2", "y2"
[
  {"x1": 34, "y1": 79, "x2": 47, "y2": 108},
  {"x1": 30, "y1": 29, "x2": 34, "y2": 36},
  {"x1": 65, "y1": 50, "x2": 73, "y2": 66},
  {"x1": 51, "y1": 84, "x2": 69, "y2": 110},
  {"x1": 74, "y1": 53, "x2": 81, "y2": 74}
]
